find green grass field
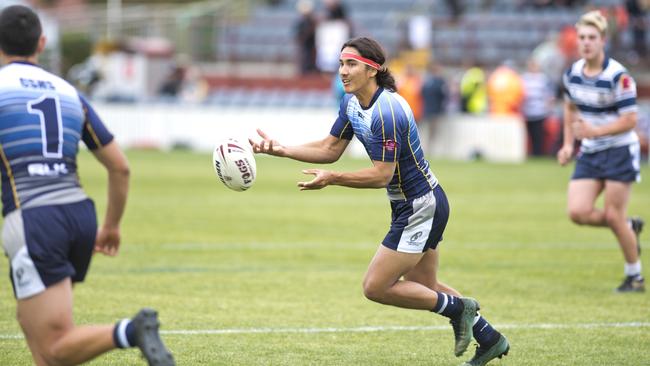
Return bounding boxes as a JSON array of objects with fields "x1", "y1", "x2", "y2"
[{"x1": 1, "y1": 150, "x2": 649, "y2": 365}]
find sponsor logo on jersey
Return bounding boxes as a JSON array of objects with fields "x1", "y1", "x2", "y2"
[
  {"x1": 383, "y1": 139, "x2": 396, "y2": 151},
  {"x1": 27, "y1": 163, "x2": 68, "y2": 176},
  {"x1": 621, "y1": 74, "x2": 632, "y2": 91}
]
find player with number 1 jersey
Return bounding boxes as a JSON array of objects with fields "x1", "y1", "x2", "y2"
[
  {"x1": 0, "y1": 62, "x2": 113, "y2": 216},
  {"x1": 0, "y1": 5, "x2": 174, "y2": 365}
]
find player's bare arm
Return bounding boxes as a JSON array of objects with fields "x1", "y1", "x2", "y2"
[
  {"x1": 251, "y1": 128, "x2": 349, "y2": 163},
  {"x1": 557, "y1": 100, "x2": 577, "y2": 166},
  {"x1": 572, "y1": 112, "x2": 637, "y2": 139},
  {"x1": 91, "y1": 141, "x2": 130, "y2": 256},
  {"x1": 298, "y1": 160, "x2": 395, "y2": 190}
]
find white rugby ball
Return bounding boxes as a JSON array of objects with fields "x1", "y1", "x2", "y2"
[{"x1": 212, "y1": 138, "x2": 256, "y2": 191}]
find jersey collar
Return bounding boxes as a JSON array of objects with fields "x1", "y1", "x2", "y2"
[
  {"x1": 360, "y1": 87, "x2": 384, "y2": 110},
  {"x1": 9, "y1": 60, "x2": 39, "y2": 67}
]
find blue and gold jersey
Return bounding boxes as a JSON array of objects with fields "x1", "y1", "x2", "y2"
[
  {"x1": 330, "y1": 87, "x2": 437, "y2": 201},
  {"x1": 563, "y1": 57, "x2": 638, "y2": 153},
  {"x1": 0, "y1": 62, "x2": 113, "y2": 216}
]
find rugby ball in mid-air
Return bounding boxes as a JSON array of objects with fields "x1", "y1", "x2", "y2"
[{"x1": 212, "y1": 138, "x2": 256, "y2": 191}]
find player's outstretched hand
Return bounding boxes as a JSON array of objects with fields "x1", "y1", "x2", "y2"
[
  {"x1": 94, "y1": 226, "x2": 121, "y2": 256},
  {"x1": 249, "y1": 129, "x2": 285, "y2": 156},
  {"x1": 298, "y1": 169, "x2": 332, "y2": 190}
]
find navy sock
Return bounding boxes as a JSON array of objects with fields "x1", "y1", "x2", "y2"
[
  {"x1": 431, "y1": 291, "x2": 464, "y2": 318},
  {"x1": 473, "y1": 315, "x2": 500, "y2": 347},
  {"x1": 113, "y1": 319, "x2": 136, "y2": 348}
]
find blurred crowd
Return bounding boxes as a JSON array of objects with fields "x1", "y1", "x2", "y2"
[
  {"x1": 58, "y1": 0, "x2": 649, "y2": 160},
  {"x1": 391, "y1": 52, "x2": 649, "y2": 160},
  {"x1": 287, "y1": 0, "x2": 649, "y2": 159}
]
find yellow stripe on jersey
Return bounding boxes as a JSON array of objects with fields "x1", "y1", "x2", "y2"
[
  {"x1": 377, "y1": 100, "x2": 386, "y2": 161},
  {"x1": 387, "y1": 96, "x2": 398, "y2": 162},
  {"x1": 0, "y1": 144, "x2": 20, "y2": 209},
  {"x1": 83, "y1": 106, "x2": 103, "y2": 148},
  {"x1": 338, "y1": 121, "x2": 351, "y2": 139},
  {"x1": 386, "y1": 96, "x2": 404, "y2": 196},
  {"x1": 407, "y1": 118, "x2": 434, "y2": 190},
  {"x1": 84, "y1": 120, "x2": 102, "y2": 148}
]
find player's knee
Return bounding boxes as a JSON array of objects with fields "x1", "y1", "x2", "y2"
[
  {"x1": 568, "y1": 207, "x2": 589, "y2": 224},
  {"x1": 604, "y1": 208, "x2": 624, "y2": 227},
  {"x1": 41, "y1": 337, "x2": 73, "y2": 366},
  {"x1": 362, "y1": 279, "x2": 386, "y2": 303},
  {"x1": 43, "y1": 347, "x2": 68, "y2": 366}
]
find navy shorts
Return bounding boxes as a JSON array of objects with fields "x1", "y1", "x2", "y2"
[
  {"x1": 572, "y1": 144, "x2": 641, "y2": 183},
  {"x1": 382, "y1": 185, "x2": 450, "y2": 253},
  {"x1": 2, "y1": 199, "x2": 97, "y2": 299}
]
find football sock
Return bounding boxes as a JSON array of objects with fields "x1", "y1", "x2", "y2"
[
  {"x1": 624, "y1": 261, "x2": 642, "y2": 278},
  {"x1": 113, "y1": 319, "x2": 136, "y2": 348},
  {"x1": 472, "y1": 314, "x2": 500, "y2": 347},
  {"x1": 431, "y1": 291, "x2": 463, "y2": 318}
]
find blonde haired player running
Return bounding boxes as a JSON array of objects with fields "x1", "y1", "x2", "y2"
[{"x1": 558, "y1": 10, "x2": 644, "y2": 292}]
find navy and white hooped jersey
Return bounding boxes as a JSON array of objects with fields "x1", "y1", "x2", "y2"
[
  {"x1": 563, "y1": 57, "x2": 638, "y2": 153},
  {"x1": 330, "y1": 87, "x2": 437, "y2": 201},
  {"x1": 0, "y1": 62, "x2": 113, "y2": 216}
]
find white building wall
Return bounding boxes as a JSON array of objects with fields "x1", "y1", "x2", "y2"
[{"x1": 94, "y1": 104, "x2": 526, "y2": 163}]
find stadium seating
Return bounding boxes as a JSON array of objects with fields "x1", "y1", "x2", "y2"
[{"x1": 208, "y1": 0, "x2": 645, "y2": 107}]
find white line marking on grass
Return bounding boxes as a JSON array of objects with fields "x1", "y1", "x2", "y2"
[
  {"x1": 1, "y1": 322, "x2": 648, "y2": 339},
  {"x1": 159, "y1": 322, "x2": 650, "y2": 335}
]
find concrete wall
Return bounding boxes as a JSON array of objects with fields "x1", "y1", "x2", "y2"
[{"x1": 94, "y1": 104, "x2": 526, "y2": 163}]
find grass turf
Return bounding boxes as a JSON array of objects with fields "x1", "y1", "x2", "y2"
[{"x1": 0, "y1": 150, "x2": 648, "y2": 365}]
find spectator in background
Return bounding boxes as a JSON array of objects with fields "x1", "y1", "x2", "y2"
[
  {"x1": 325, "y1": 0, "x2": 349, "y2": 22},
  {"x1": 420, "y1": 60, "x2": 448, "y2": 151},
  {"x1": 315, "y1": 0, "x2": 350, "y2": 73},
  {"x1": 522, "y1": 58, "x2": 555, "y2": 156},
  {"x1": 180, "y1": 66, "x2": 209, "y2": 104},
  {"x1": 487, "y1": 60, "x2": 524, "y2": 116},
  {"x1": 294, "y1": 0, "x2": 318, "y2": 75},
  {"x1": 445, "y1": 0, "x2": 463, "y2": 23},
  {"x1": 601, "y1": 5, "x2": 628, "y2": 57},
  {"x1": 460, "y1": 65, "x2": 487, "y2": 114},
  {"x1": 626, "y1": 0, "x2": 648, "y2": 62},
  {"x1": 397, "y1": 63, "x2": 423, "y2": 122},
  {"x1": 558, "y1": 25, "x2": 579, "y2": 62},
  {"x1": 407, "y1": 15, "x2": 432, "y2": 51},
  {"x1": 66, "y1": 50, "x2": 103, "y2": 97},
  {"x1": 158, "y1": 65, "x2": 185, "y2": 99},
  {"x1": 532, "y1": 33, "x2": 567, "y2": 97}
]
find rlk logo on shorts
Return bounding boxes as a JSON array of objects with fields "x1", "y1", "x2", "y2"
[
  {"x1": 408, "y1": 231, "x2": 423, "y2": 245},
  {"x1": 16, "y1": 267, "x2": 29, "y2": 287}
]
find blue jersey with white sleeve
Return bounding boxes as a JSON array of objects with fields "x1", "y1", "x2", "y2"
[
  {"x1": 0, "y1": 62, "x2": 114, "y2": 216},
  {"x1": 563, "y1": 57, "x2": 638, "y2": 153},
  {"x1": 330, "y1": 87, "x2": 437, "y2": 201}
]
